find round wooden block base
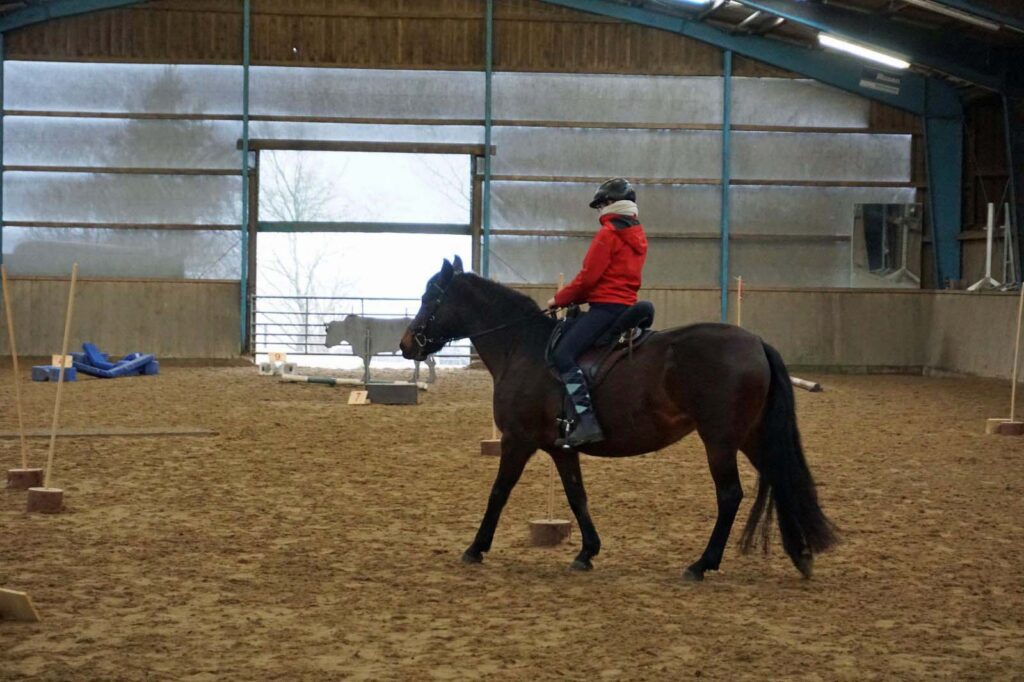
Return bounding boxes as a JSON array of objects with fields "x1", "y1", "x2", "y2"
[
  {"x1": 26, "y1": 487, "x2": 64, "y2": 514},
  {"x1": 480, "y1": 439, "x2": 501, "y2": 456},
  {"x1": 986, "y1": 418, "x2": 1024, "y2": 436},
  {"x1": 529, "y1": 519, "x2": 572, "y2": 547},
  {"x1": 7, "y1": 468, "x2": 44, "y2": 490}
]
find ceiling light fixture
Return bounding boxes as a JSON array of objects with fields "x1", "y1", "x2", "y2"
[
  {"x1": 900, "y1": 0, "x2": 1001, "y2": 32},
  {"x1": 818, "y1": 33, "x2": 911, "y2": 70}
]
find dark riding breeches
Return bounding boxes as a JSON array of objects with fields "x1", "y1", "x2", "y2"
[{"x1": 551, "y1": 302, "x2": 629, "y2": 374}]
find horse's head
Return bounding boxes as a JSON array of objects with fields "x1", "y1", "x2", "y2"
[{"x1": 400, "y1": 256, "x2": 465, "y2": 361}]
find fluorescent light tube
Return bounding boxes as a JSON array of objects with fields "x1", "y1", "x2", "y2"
[
  {"x1": 818, "y1": 33, "x2": 911, "y2": 70},
  {"x1": 901, "y1": 0, "x2": 1001, "y2": 31}
]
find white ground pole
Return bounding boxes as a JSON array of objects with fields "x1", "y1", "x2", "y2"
[{"x1": 968, "y1": 203, "x2": 1001, "y2": 291}]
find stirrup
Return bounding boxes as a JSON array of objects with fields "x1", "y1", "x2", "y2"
[{"x1": 555, "y1": 416, "x2": 575, "y2": 450}]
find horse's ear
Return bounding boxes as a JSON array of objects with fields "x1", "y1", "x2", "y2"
[
  {"x1": 440, "y1": 258, "x2": 454, "y2": 281},
  {"x1": 453, "y1": 255, "x2": 464, "y2": 274}
]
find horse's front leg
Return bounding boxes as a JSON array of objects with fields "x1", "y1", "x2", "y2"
[
  {"x1": 549, "y1": 449, "x2": 601, "y2": 571},
  {"x1": 462, "y1": 438, "x2": 534, "y2": 564}
]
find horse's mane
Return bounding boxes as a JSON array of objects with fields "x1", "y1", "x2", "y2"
[{"x1": 457, "y1": 273, "x2": 545, "y2": 317}]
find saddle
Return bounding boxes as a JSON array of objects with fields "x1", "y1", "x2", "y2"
[{"x1": 547, "y1": 301, "x2": 656, "y2": 389}]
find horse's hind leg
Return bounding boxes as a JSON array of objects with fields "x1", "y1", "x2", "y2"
[
  {"x1": 462, "y1": 438, "x2": 533, "y2": 564},
  {"x1": 683, "y1": 443, "x2": 743, "y2": 582},
  {"x1": 549, "y1": 449, "x2": 601, "y2": 571}
]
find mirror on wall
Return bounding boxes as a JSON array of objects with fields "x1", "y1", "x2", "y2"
[{"x1": 851, "y1": 203, "x2": 923, "y2": 288}]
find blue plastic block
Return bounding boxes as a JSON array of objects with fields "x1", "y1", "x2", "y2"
[
  {"x1": 73, "y1": 353, "x2": 156, "y2": 379},
  {"x1": 142, "y1": 360, "x2": 160, "y2": 376},
  {"x1": 82, "y1": 342, "x2": 116, "y2": 370},
  {"x1": 31, "y1": 365, "x2": 77, "y2": 382}
]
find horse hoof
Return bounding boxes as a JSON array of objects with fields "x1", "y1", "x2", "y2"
[
  {"x1": 682, "y1": 567, "x2": 704, "y2": 582},
  {"x1": 569, "y1": 559, "x2": 592, "y2": 572},
  {"x1": 461, "y1": 551, "x2": 483, "y2": 565},
  {"x1": 796, "y1": 551, "x2": 814, "y2": 579}
]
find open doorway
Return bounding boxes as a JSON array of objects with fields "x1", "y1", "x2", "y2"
[{"x1": 249, "y1": 142, "x2": 484, "y2": 369}]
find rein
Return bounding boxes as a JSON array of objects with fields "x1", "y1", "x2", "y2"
[{"x1": 411, "y1": 277, "x2": 555, "y2": 350}]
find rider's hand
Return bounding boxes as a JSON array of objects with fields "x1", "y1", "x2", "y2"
[{"x1": 546, "y1": 298, "x2": 557, "y2": 310}]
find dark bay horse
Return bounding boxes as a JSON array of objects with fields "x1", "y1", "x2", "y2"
[{"x1": 400, "y1": 257, "x2": 836, "y2": 581}]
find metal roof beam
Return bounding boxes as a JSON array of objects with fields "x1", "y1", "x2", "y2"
[
  {"x1": 0, "y1": 0, "x2": 144, "y2": 33},
  {"x1": 916, "y1": 0, "x2": 1024, "y2": 34},
  {"x1": 735, "y1": 0, "x2": 1007, "y2": 92},
  {"x1": 542, "y1": 0, "x2": 958, "y2": 116}
]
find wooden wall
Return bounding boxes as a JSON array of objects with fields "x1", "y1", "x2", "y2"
[
  {"x1": 514, "y1": 284, "x2": 1020, "y2": 379},
  {"x1": 0, "y1": 277, "x2": 241, "y2": 358},
  {"x1": 5, "y1": 0, "x2": 796, "y2": 76}
]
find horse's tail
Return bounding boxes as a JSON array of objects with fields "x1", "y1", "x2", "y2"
[{"x1": 739, "y1": 341, "x2": 837, "y2": 574}]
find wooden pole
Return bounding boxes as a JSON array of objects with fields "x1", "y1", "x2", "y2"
[
  {"x1": 735, "y1": 276, "x2": 743, "y2": 327},
  {"x1": 44, "y1": 264, "x2": 78, "y2": 489},
  {"x1": 1010, "y1": 282, "x2": 1024, "y2": 421},
  {"x1": 548, "y1": 272, "x2": 565, "y2": 519},
  {"x1": 0, "y1": 266, "x2": 29, "y2": 469}
]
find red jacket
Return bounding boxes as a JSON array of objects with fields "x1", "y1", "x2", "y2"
[{"x1": 553, "y1": 214, "x2": 648, "y2": 307}]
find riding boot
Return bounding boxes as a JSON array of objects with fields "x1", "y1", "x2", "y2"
[{"x1": 558, "y1": 368, "x2": 605, "y2": 448}]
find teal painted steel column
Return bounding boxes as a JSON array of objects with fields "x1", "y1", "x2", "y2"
[
  {"x1": 1004, "y1": 94, "x2": 1023, "y2": 285},
  {"x1": 239, "y1": 0, "x2": 251, "y2": 350},
  {"x1": 923, "y1": 81, "x2": 964, "y2": 288},
  {"x1": 481, "y1": 0, "x2": 494, "y2": 278},
  {"x1": 719, "y1": 50, "x2": 732, "y2": 322}
]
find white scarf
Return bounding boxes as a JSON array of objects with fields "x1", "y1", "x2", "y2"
[{"x1": 599, "y1": 200, "x2": 639, "y2": 218}]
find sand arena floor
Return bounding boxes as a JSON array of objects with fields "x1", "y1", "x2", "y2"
[{"x1": 1, "y1": 364, "x2": 1023, "y2": 680}]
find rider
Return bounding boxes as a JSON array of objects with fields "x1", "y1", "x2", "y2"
[{"x1": 546, "y1": 178, "x2": 648, "y2": 447}]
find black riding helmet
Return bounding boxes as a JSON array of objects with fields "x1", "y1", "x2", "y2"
[{"x1": 589, "y1": 177, "x2": 636, "y2": 209}]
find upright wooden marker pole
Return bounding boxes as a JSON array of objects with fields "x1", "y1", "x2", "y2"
[
  {"x1": 1, "y1": 266, "x2": 28, "y2": 469},
  {"x1": 1010, "y1": 283, "x2": 1024, "y2": 422},
  {"x1": 986, "y1": 284, "x2": 1024, "y2": 435},
  {"x1": 44, "y1": 264, "x2": 77, "y2": 489},
  {"x1": 530, "y1": 274, "x2": 570, "y2": 546}
]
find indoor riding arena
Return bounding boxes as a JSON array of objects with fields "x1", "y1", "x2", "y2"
[{"x1": 2, "y1": 1, "x2": 1023, "y2": 680}]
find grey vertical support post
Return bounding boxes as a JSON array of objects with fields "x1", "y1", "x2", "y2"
[
  {"x1": 482, "y1": 0, "x2": 494, "y2": 278},
  {"x1": 719, "y1": 50, "x2": 733, "y2": 323}
]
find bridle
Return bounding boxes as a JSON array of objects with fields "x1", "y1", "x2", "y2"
[{"x1": 410, "y1": 276, "x2": 554, "y2": 352}]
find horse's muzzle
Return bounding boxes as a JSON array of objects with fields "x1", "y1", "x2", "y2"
[{"x1": 399, "y1": 330, "x2": 421, "y2": 360}]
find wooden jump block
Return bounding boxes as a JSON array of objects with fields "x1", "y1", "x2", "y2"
[
  {"x1": 528, "y1": 519, "x2": 572, "y2": 546},
  {"x1": 26, "y1": 487, "x2": 64, "y2": 514},
  {"x1": 366, "y1": 382, "x2": 418, "y2": 405},
  {"x1": 6, "y1": 468, "x2": 43, "y2": 490},
  {"x1": 480, "y1": 439, "x2": 501, "y2": 456},
  {"x1": 0, "y1": 588, "x2": 41, "y2": 622},
  {"x1": 986, "y1": 418, "x2": 1024, "y2": 436}
]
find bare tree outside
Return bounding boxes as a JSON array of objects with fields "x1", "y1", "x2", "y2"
[{"x1": 258, "y1": 150, "x2": 354, "y2": 353}]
